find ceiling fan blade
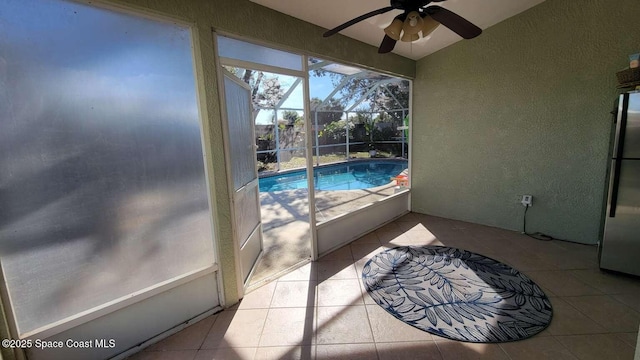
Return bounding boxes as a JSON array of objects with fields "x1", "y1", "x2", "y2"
[
  {"x1": 323, "y1": 6, "x2": 395, "y2": 37},
  {"x1": 378, "y1": 35, "x2": 397, "y2": 54},
  {"x1": 425, "y1": 5, "x2": 482, "y2": 39}
]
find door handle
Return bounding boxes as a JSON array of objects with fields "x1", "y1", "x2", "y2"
[{"x1": 609, "y1": 93, "x2": 629, "y2": 218}]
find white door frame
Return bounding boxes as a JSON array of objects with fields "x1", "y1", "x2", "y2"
[{"x1": 214, "y1": 33, "x2": 318, "y2": 298}]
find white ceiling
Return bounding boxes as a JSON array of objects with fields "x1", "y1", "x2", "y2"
[{"x1": 250, "y1": 0, "x2": 545, "y2": 60}]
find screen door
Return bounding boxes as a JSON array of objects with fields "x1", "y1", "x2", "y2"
[{"x1": 222, "y1": 70, "x2": 264, "y2": 285}]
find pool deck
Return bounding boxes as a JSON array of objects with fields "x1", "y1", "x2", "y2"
[{"x1": 250, "y1": 179, "x2": 403, "y2": 286}]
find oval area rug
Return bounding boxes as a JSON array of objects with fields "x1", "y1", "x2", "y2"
[{"x1": 362, "y1": 245, "x2": 553, "y2": 342}]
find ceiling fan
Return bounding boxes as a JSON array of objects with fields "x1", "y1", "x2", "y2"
[{"x1": 323, "y1": 0, "x2": 482, "y2": 54}]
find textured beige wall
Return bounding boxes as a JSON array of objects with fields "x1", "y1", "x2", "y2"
[
  {"x1": 108, "y1": 0, "x2": 414, "y2": 304},
  {"x1": 412, "y1": 0, "x2": 640, "y2": 244}
]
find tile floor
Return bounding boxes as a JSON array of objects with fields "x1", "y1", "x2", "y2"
[{"x1": 129, "y1": 213, "x2": 640, "y2": 360}]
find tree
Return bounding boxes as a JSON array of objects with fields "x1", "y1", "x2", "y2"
[
  {"x1": 373, "y1": 81, "x2": 410, "y2": 123},
  {"x1": 310, "y1": 97, "x2": 344, "y2": 126},
  {"x1": 223, "y1": 66, "x2": 284, "y2": 121},
  {"x1": 354, "y1": 109, "x2": 380, "y2": 144},
  {"x1": 312, "y1": 66, "x2": 410, "y2": 124},
  {"x1": 281, "y1": 110, "x2": 301, "y2": 125}
]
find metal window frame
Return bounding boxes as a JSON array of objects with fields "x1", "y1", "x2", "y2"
[{"x1": 214, "y1": 32, "x2": 413, "y2": 277}]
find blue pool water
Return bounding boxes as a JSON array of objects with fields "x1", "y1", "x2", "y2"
[{"x1": 259, "y1": 160, "x2": 408, "y2": 192}]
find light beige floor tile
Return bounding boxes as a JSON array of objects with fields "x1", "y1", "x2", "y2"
[
  {"x1": 525, "y1": 271, "x2": 602, "y2": 297},
  {"x1": 351, "y1": 232, "x2": 381, "y2": 245},
  {"x1": 379, "y1": 241, "x2": 396, "y2": 250},
  {"x1": 534, "y1": 326, "x2": 555, "y2": 337},
  {"x1": 195, "y1": 347, "x2": 257, "y2": 360},
  {"x1": 563, "y1": 295, "x2": 640, "y2": 332},
  {"x1": 512, "y1": 237, "x2": 565, "y2": 254},
  {"x1": 448, "y1": 221, "x2": 475, "y2": 231},
  {"x1": 238, "y1": 282, "x2": 277, "y2": 309},
  {"x1": 365, "y1": 304, "x2": 432, "y2": 342},
  {"x1": 569, "y1": 269, "x2": 640, "y2": 295},
  {"x1": 434, "y1": 236, "x2": 493, "y2": 254},
  {"x1": 417, "y1": 237, "x2": 446, "y2": 247},
  {"x1": 381, "y1": 233, "x2": 417, "y2": 247},
  {"x1": 536, "y1": 250, "x2": 598, "y2": 270},
  {"x1": 254, "y1": 346, "x2": 314, "y2": 360},
  {"x1": 411, "y1": 213, "x2": 450, "y2": 225},
  {"x1": 315, "y1": 344, "x2": 376, "y2": 360},
  {"x1": 547, "y1": 297, "x2": 607, "y2": 335},
  {"x1": 376, "y1": 341, "x2": 443, "y2": 360},
  {"x1": 350, "y1": 243, "x2": 385, "y2": 261},
  {"x1": 318, "y1": 246, "x2": 353, "y2": 261},
  {"x1": 403, "y1": 229, "x2": 441, "y2": 245},
  {"x1": 146, "y1": 315, "x2": 216, "y2": 351},
  {"x1": 552, "y1": 240, "x2": 597, "y2": 253},
  {"x1": 358, "y1": 278, "x2": 377, "y2": 305},
  {"x1": 498, "y1": 336, "x2": 578, "y2": 359},
  {"x1": 270, "y1": 281, "x2": 317, "y2": 308},
  {"x1": 317, "y1": 279, "x2": 363, "y2": 306},
  {"x1": 430, "y1": 237, "x2": 460, "y2": 250},
  {"x1": 555, "y1": 334, "x2": 636, "y2": 360},
  {"x1": 128, "y1": 350, "x2": 198, "y2": 360},
  {"x1": 317, "y1": 260, "x2": 358, "y2": 281},
  {"x1": 259, "y1": 307, "x2": 315, "y2": 347},
  {"x1": 315, "y1": 305, "x2": 374, "y2": 344},
  {"x1": 278, "y1": 262, "x2": 317, "y2": 282},
  {"x1": 375, "y1": 222, "x2": 403, "y2": 235},
  {"x1": 354, "y1": 258, "x2": 370, "y2": 277},
  {"x1": 396, "y1": 218, "x2": 424, "y2": 232},
  {"x1": 472, "y1": 249, "x2": 510, "y2": 263},
  {"x1": 376, "y1": 231, "x2": 409, "y2": 244},
  {"x1": 201, "y1": 309, "x2": 268, "y2": 349},
  {"x1": 613, "y1": 293, "x2": 640, "y2": 313},
  {"x1": 423, "y1": 221, "x2": 469, "y2": 238},
  {"x1": 434, "y1": 339, "x2": 509, "y2": 360},
  {"x1": 425, "y1": 223, "x2": 460, "y2": 241},
  {"x1": 615, "y1": 332, "x2": 639, "y2": 348},
  {"x1": 396, "y1": 212, "x2": 421, "y2": 222},
  {"x1": 504, "y1": 251, "x2": 559, "y2": 271},
  {"x1": 470, "y1": 237, "x2": 523, "y2": 253}
]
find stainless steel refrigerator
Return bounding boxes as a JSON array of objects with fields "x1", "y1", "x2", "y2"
[{"x1": 600, "y1": 92, "x2": 640, "y2": 276}]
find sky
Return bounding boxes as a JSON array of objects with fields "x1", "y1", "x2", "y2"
[
  {"x1": 253, "y1": 71, "x2": 366, "y2": 125},
  {"x1": 253, "y1": 70, "x2": 340, "y2": 125}
]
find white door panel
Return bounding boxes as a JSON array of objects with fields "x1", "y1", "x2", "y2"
[{"x1": 222, "y1": 71, "x2": 263, "y2": 285}]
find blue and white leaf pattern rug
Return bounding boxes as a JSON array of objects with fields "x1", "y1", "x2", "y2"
[{"x1": 363, "y1": 246, "x2": 553, "y2": 343}]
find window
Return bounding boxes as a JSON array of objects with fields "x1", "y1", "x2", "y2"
[{"x1": 0, "y1": 0, "x2": 215, "y2": 336}]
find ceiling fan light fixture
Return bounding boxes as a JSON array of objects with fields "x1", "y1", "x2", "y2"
[
  {"x1": 402, "y1": 11, "x2": 423, "y2": 35},
  {"x1": 400, "y1": 32, "x2": 419, "y2": 42},
  {"x1": 383, "y1": 18, "x2": 403, "y2": 41},
  {"x1": 322, "y1": 1, "x2": 483, "y2": 55},
  {"x1": 421, "y1": 16, "x2": 439, "y2": 38}
]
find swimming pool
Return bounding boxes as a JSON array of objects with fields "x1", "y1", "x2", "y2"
[{"x1": 259, "y1": 160, "x2": 408, "y2": 192}]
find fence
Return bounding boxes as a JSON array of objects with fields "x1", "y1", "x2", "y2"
[{"x1": 255, "y1": 107, "x2": 409, "y2": 172}]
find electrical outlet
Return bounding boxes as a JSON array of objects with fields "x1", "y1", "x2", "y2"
[{"x1": 521, "y1": 195, "x2": 532, "y2": 207}]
